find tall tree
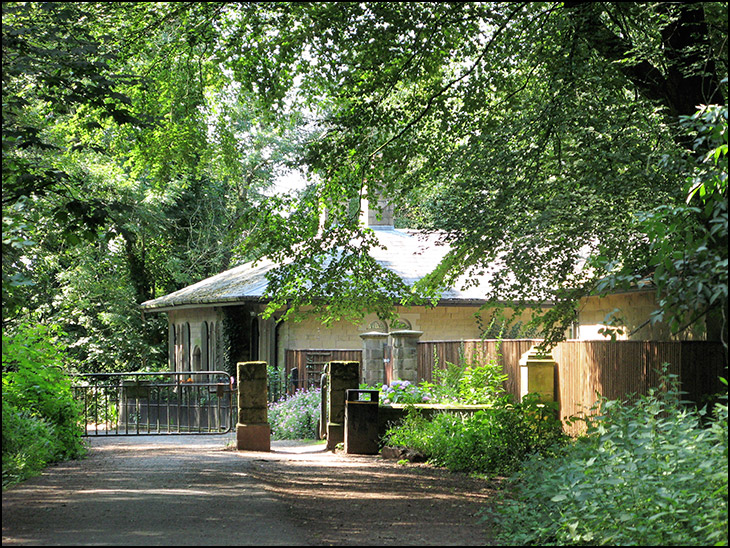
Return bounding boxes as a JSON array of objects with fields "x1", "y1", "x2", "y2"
[
  {"x1": 2, "y1": 2, "x2": 300, "y2": 369},
  {"x1": 3, "y1": 2, "x2": 727, "y2": 368},
  {"x1": 218, "y1": 2, "x2": 727, "y2": 342}
]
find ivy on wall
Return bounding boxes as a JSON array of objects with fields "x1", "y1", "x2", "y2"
[{"x1": 221, "y1": 306, "x2": 253, "y2": 377}]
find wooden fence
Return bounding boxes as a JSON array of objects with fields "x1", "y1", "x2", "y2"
[
  {"x1": 284, "y1": 349, "x2": 363, "y2": 392},
  {"x1": 285, "y1": 340, "x2": 726, "y2": 432},
  {"x1": 551, "y1": 340, "x2": 727, "y2": 425},
  {"x1": 418, "y1": 339, "x2": 539, "y2": 399},
  {"x1": 419, "y1": 339, "x2": 727, "y2": 433}
]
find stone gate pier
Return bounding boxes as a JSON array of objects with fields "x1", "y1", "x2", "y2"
[
  {"x1": 325, "y1": 361, "x2": 360, "y2": 450},
  {"x1": 390, "y1": 329, "x2": 422, "y2": 383},
  {"x1": 236, "y1": 361, "x2": 270, "y2": 451}
]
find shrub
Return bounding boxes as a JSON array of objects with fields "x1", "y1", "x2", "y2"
[
  {"x1": 2, "y1": 399, "x2": 57, "y2": 488},
  {"x1": 267, "y1": 365, "x2": 285, "y2": 403},
  {"x1": 367, "y1": 346, "x2": 511, "y2": 407},
  {"x1": 2, "y1": 323, "x2": 86, "y2": 489},
  {"x1": 454, "y1": 357, "x2": 509, "y2": 405},
  {"x1": 422, "y1": 346, "x2": 510, "y2": 406},
  {"x1": 268, "y1": 388, "x2": 322, "y2": 440},
  {"x1": 385, "y1": 395, "x2": 565, "y2": 476},
  {"x1": 486, "y1": 371, "x2": 729, "y2": 546}
]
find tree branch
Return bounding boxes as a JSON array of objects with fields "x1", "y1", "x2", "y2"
[{"x1": 367, "y1": 4, "x2": 525, "y2": 161}]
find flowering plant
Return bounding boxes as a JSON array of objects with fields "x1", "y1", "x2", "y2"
[
  {"x1": 268, "y1": 388, "x2": 321, "y2": 440},
  {"x1": 379, "y1": 380, "x2": 430, "y2": 405}
]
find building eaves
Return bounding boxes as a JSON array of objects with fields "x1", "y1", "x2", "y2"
[{"x1": 140, "y1": 226, "x2": 547, "y2": 312}]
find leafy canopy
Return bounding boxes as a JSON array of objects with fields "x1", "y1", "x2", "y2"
[
  {"x1": 221, "y1": 2, "x2": 727, "y2": 342},
  {"x1": 2, "y1": 1, "x2": 308, "y2": 370},
  {"x1": 2, "y1": 3, "x2": 727, "y2": 369}
]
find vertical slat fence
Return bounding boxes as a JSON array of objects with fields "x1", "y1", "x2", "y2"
[{"x1": 418, "y1": 339, "x2": 727, "y2": 434}]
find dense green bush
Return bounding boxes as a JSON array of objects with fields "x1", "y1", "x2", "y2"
[
  {"x1": 2, "y1": 323, "x2": 86, "y2": 489},
  {"x1": 2, "y1": 399, "x2": 58, "y2": 487},
  {"x1": 385, "y1": 394, "x2": 565, "y2": 476},
  {"x1": 382, "y1": 346, "x2": 564, "y2": 476},
  {"x1": 267, "y1": 365, "x2": 285, "y2": 403},
  {"x1": 268, "y1": 388, "x2": 321, "y2": 440},
  {"x1": 486, "y1": 373, "x2": 729, "y2": 546}
]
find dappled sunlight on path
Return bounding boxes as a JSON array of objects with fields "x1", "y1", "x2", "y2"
[
  {"x1": 2, "y1": 435, "x2": 308, "y2": 546},
  {"x1": 3, "y1": 435, "x2": 497, "y2": 546}
]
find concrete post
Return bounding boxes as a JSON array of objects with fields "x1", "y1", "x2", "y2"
[
  {"x1": 519, "y1": 347, "x2": 556, "y2": 403},
  {"x1": 326, "y1": 361, "x2": 360, "y2": 450},
  {"x1": 360, "y1": 331, "x2": 388, "y2": 386},
  {"x1": 390, "y1": 330, "x2": 423, "y2": 383},
  {"x1": 236, "y1": 361, "x2": 270, "y2": 451}
]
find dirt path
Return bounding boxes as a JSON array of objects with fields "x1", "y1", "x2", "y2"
[{"x1": 2, "y1": 435, "x2": 498, "y2": 546}]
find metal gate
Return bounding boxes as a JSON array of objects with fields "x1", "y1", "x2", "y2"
[
  {"x1": 72, "y1": 371, "x2": 235, "y2": 436},
  {"x1": 285, "y1": 349, "x2": 363, "y2": 393}
]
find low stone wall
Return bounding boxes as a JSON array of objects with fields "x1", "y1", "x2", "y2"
[{"x1": 376, "y1": 403, "x2": 495, "y2": 440}]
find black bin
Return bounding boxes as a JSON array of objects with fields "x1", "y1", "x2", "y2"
[{"x1": 344, "y1": 389, "x2": 380, "y2": 454}]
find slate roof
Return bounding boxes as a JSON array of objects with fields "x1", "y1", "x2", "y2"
[{"x1": 140, "y1": 226, "x2": 494, "y2": 312}]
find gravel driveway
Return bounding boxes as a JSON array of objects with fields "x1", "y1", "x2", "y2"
[
  {"x1": 2, "y1": 434, "x2": 496, "y2": 546},
  {"x1": 2, "y1": 435, "x2": 310, "y2": 546}
]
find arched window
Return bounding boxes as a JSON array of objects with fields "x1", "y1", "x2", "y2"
[
  {"x1": 175, "y1": 324, "x2": 182, "y2": 372},
  {"x1": 192, "y1": 345, "x2": 202, "y2": 372},
  {"x1": 215, "y1": 320, "x2": 224, "y2": 370},
  {"x1": 250, "y1": 317, "x2": 260, "y2": 361},
  {"x1": 169, "y1": 323, "x2": 176, "y2": 371},
  {"x1": 182, "y1": 322, "x2": 191, "y2": 371},
  {"x1": 200, "y1": 321, "x2": 209, "y2": 371},
  {"x1": 208, "y1": 321, "x2": 216, "y2": 371}
]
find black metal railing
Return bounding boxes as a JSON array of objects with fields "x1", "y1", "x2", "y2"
[{"x1": 71, "y1": 371, "x2": 235, "y2": 436}]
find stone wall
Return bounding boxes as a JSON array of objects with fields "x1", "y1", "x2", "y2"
[
  {"x1": 577, "y1": 290, "x2": 705, "y2": 340},
  {"x1": 275, "y1": 304, "x2": 534, "y2": 367}
]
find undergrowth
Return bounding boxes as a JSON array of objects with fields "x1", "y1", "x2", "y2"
[
  {"x1": 484, "y1": 371, "x2": 728, "y2": 546},
  {"x1": 385, "y1": 395, "x2": 565, "y2": 476},
  {"x1": 383, "y1": 347, "x2": 566, "y2": 476},
  {"x1": 2, "y1": 323, "x2": 86, "y2": 489}
]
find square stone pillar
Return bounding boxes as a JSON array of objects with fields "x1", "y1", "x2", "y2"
[
  {"x1": 326, "y1": 361, "x2": 360, "y2": 450},
  {"x1": 360, "y1": 331, "x2": 388, "y2": 386},
  {"x1": 236, "y1": 361, "x2": 270, "y2": 451},
  {"x1": 519, "y1": 347, "x2": 556, "y2": 403},
  {"x1": 390, "y1": 330, "x2": 422, "y2": 384}
]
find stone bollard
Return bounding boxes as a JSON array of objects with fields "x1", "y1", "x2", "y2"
[
  {"x1": 519, "y1": 347, "x2": 556, "y2": 403},
  {"x1": 360, "y1": 331, "x2": 388, "y2": 386},
  {"x1": 326, "y1": 361, "x2": 360, "y2": 450},
  {"x1": 390, "y1": 330, "x2": 422, "y2": 383},
  {"x1": 236, "y1": 361, "x2": 270, "y2": 451}
]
